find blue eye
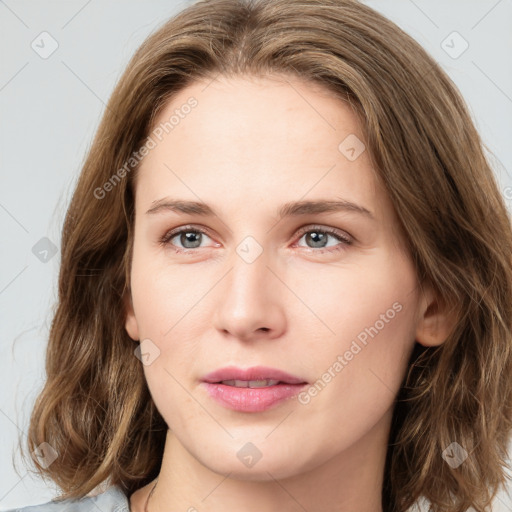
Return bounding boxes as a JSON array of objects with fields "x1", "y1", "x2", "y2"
[
  {"x1": 160, "y1": 227, "x2": 214, "y2": 252},
  {"x1": 294, "y1": 226, "x2": 353, "y2": 253},
  {"x1": 159, "y1": 225, "x2": 353, "y2": 254}
]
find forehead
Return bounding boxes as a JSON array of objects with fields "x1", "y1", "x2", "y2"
[
  {"x1": 149, "y1": 73, "x2": 366, "y2": 162},
  {"x1": 135, "y1": 74, "x2": 392, "y2": 224}
]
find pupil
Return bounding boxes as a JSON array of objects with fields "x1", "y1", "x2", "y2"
[
  {"x1": 181, "y1": 231, "x2": 201, "y2": 248},
  {"x1": 307, "y1": 231, "x2": 327, "y2": 248}
]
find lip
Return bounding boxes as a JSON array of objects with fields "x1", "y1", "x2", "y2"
[
  {"x1": 201, "y1": 365, "x2": 308, "y2": 413},
  {"x1": 202, "y1": 365, "x2": 307, "y2": 385}
]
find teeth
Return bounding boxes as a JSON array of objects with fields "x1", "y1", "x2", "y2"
[
  {"x1": 248, "y1": 379, "x2": 280, "y2": 388},
  {"x1": 220, "y1": 379, "x2": 280, "y2": 388}
]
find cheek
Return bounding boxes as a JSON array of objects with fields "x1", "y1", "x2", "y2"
[
  {"x1": 128, "y1": 243, "x2": 208, "y2": 400},
  {"x1": 287, "y1": 261, "x2": 418, "y2": 462},
  {"x1": 293, "y1": 250, "x2": 419, "y2": 391},
  {"x1": 129, "y1": 242, "x2": 205, "y2": 337}
]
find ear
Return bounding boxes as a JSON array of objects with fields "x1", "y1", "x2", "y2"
[
  {"x1": 123, "y1": 291, "x2": 140, "y2": 341},
  {"x1": 415, "y1": 284, "x2": 458, "y2": 347}
]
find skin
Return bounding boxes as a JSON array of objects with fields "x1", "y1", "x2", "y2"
[{"x1": 125, "y1": 74, "x2": 454, "y2": 512}]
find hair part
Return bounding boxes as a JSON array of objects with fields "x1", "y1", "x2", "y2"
[{"x1": 20, "y1": 1, "x2": 512, "y2": 511}]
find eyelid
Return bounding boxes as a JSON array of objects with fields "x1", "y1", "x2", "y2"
[
  {"x1": 160, "y1": 224, "x2": 217, "y2": 247},
  {"x1": 159, "y1": 223, "x2": 354, "y2": 253},
  {"x1": 293, "y1": 224, "x2": 353, "y2": 244}
]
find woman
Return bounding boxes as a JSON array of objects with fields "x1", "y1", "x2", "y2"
[{"x1": 9, "y1": 0, "x2": 512, "y2": 511}]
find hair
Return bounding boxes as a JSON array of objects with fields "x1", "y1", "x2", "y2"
[{"x1": 18, "y1": 0, "x2": 512, "y2": 511}]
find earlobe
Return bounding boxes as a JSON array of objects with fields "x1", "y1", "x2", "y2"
[
  {"x1": 123, "y1": 292, "x2": 140, "y2": 341},
  {"x1": 415, "y1": 284, "x2": 458, "y2": 347}
]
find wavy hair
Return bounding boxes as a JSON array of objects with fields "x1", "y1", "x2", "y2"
[{"x1": 19, "y1": 0, "x2": 512, "y2": 510}]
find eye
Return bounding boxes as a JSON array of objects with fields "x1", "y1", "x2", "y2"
[
  {"x1": 159, "y1": 224, "x2": 353, "y2": 255},
  {"x1": 159, "y1": 225, "x2": 216, "y2": 253},
  {"x1": 294, "y1": 225, "x2": 353, "y2": 254}
]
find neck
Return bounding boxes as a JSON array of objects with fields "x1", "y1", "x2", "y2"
[{"x1": 140, "y1": 409, "x2": 391, "y2": 512}]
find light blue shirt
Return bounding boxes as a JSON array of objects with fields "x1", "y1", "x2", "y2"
[{"x1": 5, "y1": 485, "x2": 130, "y2": 512}]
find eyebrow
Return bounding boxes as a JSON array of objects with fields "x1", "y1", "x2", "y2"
[{"x1": 145, "y1": 198, "x2": 374, "y2": 220}]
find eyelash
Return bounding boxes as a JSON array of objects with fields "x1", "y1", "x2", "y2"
[{"x1": 158, "y1": 224, "x2": 353, "y2": 255}]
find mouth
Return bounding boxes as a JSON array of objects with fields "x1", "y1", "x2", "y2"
[
  {"x1": 216, "y1": 379, "x2": 283, "y2": 388},
  {"x1": 201, "y1": 366, "x2": 308, "y2": 412},
  {"x1": 202, "y1": 365, "x2": 307, "y2": 385}
]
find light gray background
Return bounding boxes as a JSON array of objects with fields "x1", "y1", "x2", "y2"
[{"x1": 1, "y1": 0, "x2": 511, "y2": 510}]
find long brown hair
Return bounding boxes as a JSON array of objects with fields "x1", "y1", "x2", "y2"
[{"x1": 19, "y1": 0, "x2": 512, "y2": 510}]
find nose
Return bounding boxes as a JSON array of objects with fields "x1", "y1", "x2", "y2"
[{"x1": 212, "y1": 247, "x2": 287, "y2": 343}]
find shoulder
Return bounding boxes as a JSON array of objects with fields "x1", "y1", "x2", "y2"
[{"x1": 5, "y1": 485, "x2": 130, "y2": 512}]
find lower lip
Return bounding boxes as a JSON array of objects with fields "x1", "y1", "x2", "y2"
[{"x1": 201, "y1": 382, "x2": 307, "y2": 412}]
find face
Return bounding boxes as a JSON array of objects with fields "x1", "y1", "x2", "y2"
[{"x1": 124, "y1": 74, "x2": 429, "y2": 480}]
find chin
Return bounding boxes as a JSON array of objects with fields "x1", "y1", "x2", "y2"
[
  {"x1": 203, "y1": 458, "x2": 303, "y2": 482},
  {"x1": 192, "y1": 438, "x2": 321, "y2": 482}
]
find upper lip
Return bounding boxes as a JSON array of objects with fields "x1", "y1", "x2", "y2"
[{"x1": 202, "y1": 365, "x2": 308, "y2": 385}]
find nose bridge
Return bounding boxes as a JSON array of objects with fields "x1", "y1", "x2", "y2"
[
  {"x1": 213, "y1": 239, "x2": 285, "y2": 339},
  {"x1": 224, "y1": 243, "x2": 273, "y2": 314}
]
